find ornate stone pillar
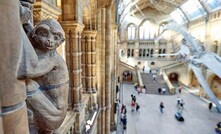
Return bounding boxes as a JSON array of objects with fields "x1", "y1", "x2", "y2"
[
  {"x1": 0, "y1": 1, "x2": 29, "y2": 133},
  {"x1": 61, "y1": 22, "x2": 84, "y2": 111},
  {"x1": 105, "y1": 8, "x2": 111, "y2": 134},
  {"x1": 110, "y1": 24, "x2": 118, "y2": 131},
  {"x1": 82, "y1": 31, "x2": 98, "y2": 93},
  {"x1": 91, "y1": 32, "x2": 98, "y2": 93},
  {"x1": 81, "y1": 35, "x2": 86, "y2": 93},
  {"x1": 86, "y1": 33, "x2": 92, "y2": 93}
]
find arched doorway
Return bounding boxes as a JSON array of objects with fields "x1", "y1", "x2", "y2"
[
  {"x1": 122, "y1": 70, "x2": 133, "y2": 81},
  {"x1": 211, "y1": 76, "x2": 221, "y2": 100},
  {"x1": 191, "y1": 72, "x2": 199, "y2": 87},
  {"x1": 168, "y1": 73, "x2": 179, "y2": 84}
]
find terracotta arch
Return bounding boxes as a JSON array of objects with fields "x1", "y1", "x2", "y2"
[
  {"x1": 168, "y1": 72, "x2": 179, "y2": 84},
  {"x1": 210, "y1": 76, "x2": 221, "y2": 100},
  {"x1": 122, "y1": 70, "x2": 133, "y2": 81}
]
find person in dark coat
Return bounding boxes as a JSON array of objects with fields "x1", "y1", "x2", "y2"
[
  {"x1": 136, "y1": 103, "x2": 140, "y2": 112},
  {"x1": 158, "y1": 88, "x2": 162, "y2": 94},
  {"x1": 209, "y1": 102, "x2": 213, "y2": 111}
]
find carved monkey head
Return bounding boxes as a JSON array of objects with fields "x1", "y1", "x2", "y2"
[{"x1": 31, "y1": 19, "x2": 65, "y2": 51}]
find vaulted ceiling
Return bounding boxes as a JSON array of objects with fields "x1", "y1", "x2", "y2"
[{"x1": 119, "y1": 0, "x2": 188, "y2": 24}]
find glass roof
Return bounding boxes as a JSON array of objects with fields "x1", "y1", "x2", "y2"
[
  {"x1": 202, "y1": 0, "x2": 221, "y2": 11},
  {"x1": 118, "y1": 0, "x2": 221, "y2": 25},
  {"x1": 170, "y1": 8, "x2": 188, "y2": 25},
  {"x1": 180, "y1": 0, "x2": 206, "y2": 20}
]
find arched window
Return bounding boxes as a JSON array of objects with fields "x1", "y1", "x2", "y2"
[
  {"x1": 131, "y1": 49, "x2": 134, "y2": 57},
  {"x1": 139, "y1": 49, "x2": 142, "y2": 57},
  {"x1": 139, "y1": 20, "x2": 155, "y2": 40},
  {"x1": 128, "y1": 25, "x2": 136, "y2": 40},
  {"x1": 159, "y1": 24, "x2": 165, "y2": 35},
  {"x1": 143, "y1": 49, "x2": 146, "y2": 57},
  {"x1": 127, "y1": 49, "x2": 130, "y2": 57},
  {"x1": 163, "y1": 49, "x2": 166, "y2": 57},
  {"x1": 150, "y1": 49, "x2": 154, "y2": 57},
  {"x1": 146, "y1": 49, "x2": 149, "y2": 57},
  {"x1": 159, "y1": 49, "x2": 162, "y2": 57}
]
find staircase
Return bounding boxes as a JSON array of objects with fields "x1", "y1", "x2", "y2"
[{"x1": 141, "y1": 73, "x2": 171, "y2": 95}]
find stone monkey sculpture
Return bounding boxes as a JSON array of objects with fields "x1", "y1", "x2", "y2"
[
  {"x1": 19, "y1": 3, "x2": 69, "y2": 133},
  {"x1": 25, "y1": 19, "x2": 69, "y2": 133}
]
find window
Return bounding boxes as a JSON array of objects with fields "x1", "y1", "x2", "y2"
[
  {"x1": 150, "y1": 49, "x2": 154, "y2": 57},
  {"x1": 143, "y1": 49, "x2": 146, "y2": 57},
  {"x1": 139, "y1": 20, "x2": 155, "y2": 40},
  {"x1": 159, "y1": 49, "x2": 162, "y2": 57},
  {"x1": 139, "y1": 49, "x2": 142, "y2": 57},
  {"x1": 146, "y1": 49, "x2": 149, "y2": 57},
  {"x1": 131, "y1": 49, "x2": 134, "y2": 57},
  {"x1": 163, "y1": 49, "x2": 166, "y2": 57},
  {"x1": 202, "y1": 0, "x2": 221, "y2": 11},
  {"x1": 170, "y1": 8, "x2": 187, "y2": 24},
  {"x1": 127, "y1": 49, "x2": 130, "y2": 57},
  {"x1": 128, "y1": 25, "x2": 136, "y2": 40},
  {"x1": 159, "y1": 24, "x2": 165, "y2": 35}
]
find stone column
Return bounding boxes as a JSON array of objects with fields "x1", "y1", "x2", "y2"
[
  {"x1": 110, "y1": 24, "x2": 118, "y2": 131},
  {"x1": 61, "y1": 22, "x2": 84, "y2": 111},
  {"x1": 96, "y1": 7, "x2": 102, "y2": 134},
  {"x1": 81, "y1": 36, "x2": 86, "y2": 93},
  {"x1": 82, "y1": 31, "x2": 97, "y2": 93},
  {"x1": 0, "y1": 1, "x2": 29, "y2": 133},
  {"x1": 99, "y1": 7, "x2": 106, "y2": 134},
  {"x1": 86, "y1": 33, "x2": 92, "y2": 93},
  {"x1": 105, "y1": 8, "x2": 111, "y2": 134},
  {"x1": 91, "y1": 32, "x2": 98, "y2": 93}
]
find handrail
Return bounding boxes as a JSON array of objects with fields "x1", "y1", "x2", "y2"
[
  {"x1": 136, "y1": 67, "x2": 144, "y2": 87},
  {"x1": 162, "y1": 70, "x2": 175, "y2": 94},
  {"x1": 119, "y1": 61, "x2": 136, "y2": 70},
  {"x1": 161, "y1": 61, "x2": 185, "y2": 70}
]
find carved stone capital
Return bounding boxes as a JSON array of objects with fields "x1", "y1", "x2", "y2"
[{"x1": 33, "y1": 0, "x2": 61, "y2": 24}]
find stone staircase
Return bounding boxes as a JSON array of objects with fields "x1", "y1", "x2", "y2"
[{"x1": 141, "y1": 73, "x2": 171, "y2": 95}]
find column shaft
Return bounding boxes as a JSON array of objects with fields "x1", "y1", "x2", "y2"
[
  {"x1": 105, "y1": 8, "x2": 111, "y2": 134},
  {"x1": 0, "y1": 1, "x2": 29, "y2": 133}
]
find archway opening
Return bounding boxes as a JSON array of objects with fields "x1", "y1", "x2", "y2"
[
  {"x1": 122, "y1": 70, "x2": 133, "y2": 81},
  {"x1": 168, "y1": 73, "x2": 179, "y2": 84},
  {"x1": 211, "y1": 76, "x2": 221, "y2": 100}
]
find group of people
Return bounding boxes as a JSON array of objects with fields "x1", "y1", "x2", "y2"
[
  {"x1": 131, "y1": 94, "x2": 140, "y2": 112},
  {"x1": 135, "y1": 85, "x2": 146, "y2": 94},
  {"x1": 177, "y1": 96, "x2": 185, "y2": 114},
  {"x1": 159, "y1": 97, "x2": 185, "y2": 114},
  {"x1": 158, "y1": 87, "x2": 167, "y2": 95},
  {"x1": 120, "y1": 104, "x2": 127, "y2": 129}
]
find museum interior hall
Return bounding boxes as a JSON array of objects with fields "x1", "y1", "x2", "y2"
[{"x1": 1, "y1": 0, "x2": 221, "y2": 134}]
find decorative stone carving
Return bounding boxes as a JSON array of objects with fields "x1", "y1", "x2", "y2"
[
  {"x1": 19, "y1": 2, "x2": 69, "y2": 133},
  {"x1": 26, "y1": 19, "x2": 69, "y2": 133}
]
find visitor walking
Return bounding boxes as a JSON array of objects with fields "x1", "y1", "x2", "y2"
[
  {"x1": 177, "y1": 97, "x2": 181, "y2": 106},
  {"x1": 178, "y1": 85, "x2": 183, "y2": 93},
  {"x1": 159, "y1": 102, "x2": 164, "y2": 113},
  {"x1": 152, "y1": 74, "x2": 157, "y2": 82},
  {"x1": 209, "y1": 102, "x2": 213, "y2": 111},
  {"x1": 131, "y1": 101, "x2": 136, "y2": 112},
  {"x1": 162, "y1": 88, "x2": 166, "y2": 95},
  {"x1": 121, "y1": 104, "x2": 125, "y2": 113},
  {"x1": 136, "y1": 103, "x2": 140, "y2": 112},
  {"x1": 158, "y1": 88, "x2": 162, "y2": 95}
]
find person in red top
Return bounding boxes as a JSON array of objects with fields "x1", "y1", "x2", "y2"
[{"x1": 178, "y1": 85, "x2": 183, "y2": 93}]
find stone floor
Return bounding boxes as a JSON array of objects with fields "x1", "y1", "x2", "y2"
[{"x1": 116, "y1": 83, "x2": 221, "y2": 134}]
